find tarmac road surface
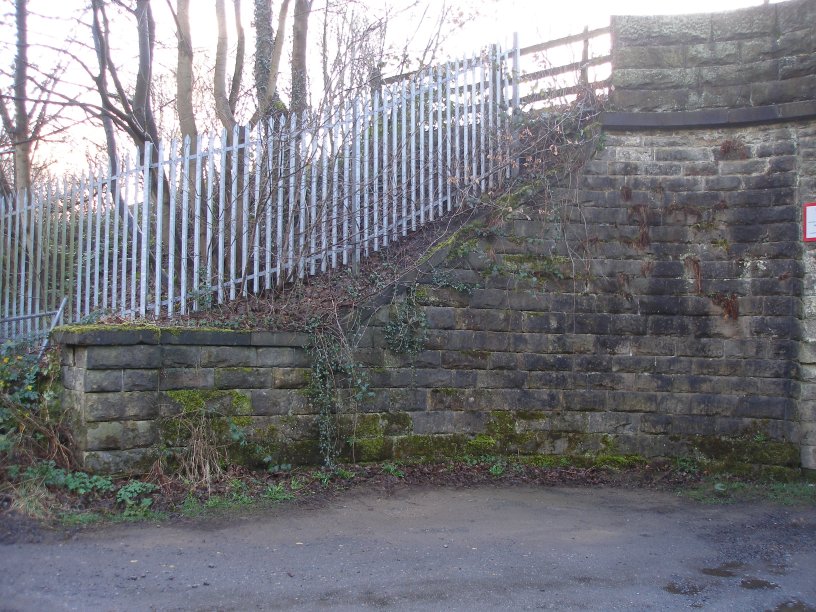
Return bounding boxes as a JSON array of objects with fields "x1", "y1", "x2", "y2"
[{"x1": 1, "y1": 485, "x2": 815, "y2": 611}]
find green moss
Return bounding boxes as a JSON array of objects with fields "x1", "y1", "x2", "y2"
[
  {"x1": 418, "y1": 220, "x2": 486, "y2": 265},
  {"x1": 592, "y1": 454, "x2": 646, "y2": 469},
  {"x1": 447, "y1": 238, "x2": 479, "y2": 262},
  {"x1": 393, "y1": 434, "x2": 467, "y2": 460},
  {"x1": 466, "y1": 434, "x2": 497, "y2": 455},
  {"x1": 516, "y1": 410, "x2": 547, "y2": 421},
  {"x1": 499, "y1": 254, "x2": 570, "y2": 280},
  {"x1": 381, "y1": 412, "x2": 412, "y2": 435},
  {"x1": 344, "y1": 413, "x2": 383, "y2": 438},
  {"x1": 517, "y1": 454, "x2": 572, "y2": 468},
  {"x1": 486, "y1": 411, "x2": 515, "y2": 438},
  {"x1": 694, "y1": 435, "x2": 799, "y2": 468},
  {"x1": 483, "y1": 411, "x2": 537, "y2": 453},
  {"x1": 54, "y1": 323, "x2": 162, "y2": 334},
  {"x1": 353, "y1": 437, "x2": 389, "y2": 462}
]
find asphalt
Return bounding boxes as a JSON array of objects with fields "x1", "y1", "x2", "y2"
[{"x1": 1, "y1": 485, "x2": 815, "y2": 611}]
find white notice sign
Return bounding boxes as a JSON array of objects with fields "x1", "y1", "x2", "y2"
[{"x1": 805, "y1": 203, "x2": 816, "y2": 242}]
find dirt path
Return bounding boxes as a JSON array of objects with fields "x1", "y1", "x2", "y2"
[{"x1": 1, "y1": 485, "x2": 815, "y2": 611}]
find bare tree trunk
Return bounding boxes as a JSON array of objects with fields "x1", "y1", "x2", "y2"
[
  {"x1": 175, "y1": 0, "x2": 197, "y2": 148},
  {"x1": 290, "y1": 0, "x2": 311, "y2": 117},
  {"x1": 174, "y1": 0, "x2": 201, "y2": 289},
  {"x1": 214, "y1": 0, "x2": 238, "y2": 132},
  {"x1": 250, "y1": 0, "x2": 290, "y2": 126},
  {"x1": 12, "y1": 0, "x2": 31, "y2": 201}
]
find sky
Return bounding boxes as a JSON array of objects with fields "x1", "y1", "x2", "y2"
[{"x1": 0, "y1": 0, "x2": 790, "y2": 175}]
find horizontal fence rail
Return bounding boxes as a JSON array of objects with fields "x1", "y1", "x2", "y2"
[{"x1": 0, "y1": 29, "x2": 610, "y2": 340}]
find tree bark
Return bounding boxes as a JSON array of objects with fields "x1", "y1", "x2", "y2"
[
  {"x1": 250, "y1": 0, "x2": 290, "y2": 126},
  {"x1": 290, "y1": 0, "x2": 311, "y2": 117},
  {"x1": 214, "y1": 0, "x2": 237, "y2": 132},
  {"x1": 175, "y1": 0, "x2": 198, "y2": 148},
  {"x1": 12, "y1": 0, "x2": 31, "y2": 200}
]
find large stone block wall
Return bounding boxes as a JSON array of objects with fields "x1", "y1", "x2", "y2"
[
  {"x1": 358, "y1": 120, "x2": 809, "y2": 472},
  {"x1": 53, "y1": 1, "x2": 816, "y2": 473},
  {"x1": 611, "y1": 0, "x2": 816, "y2": 112},
  {"x1": 56, "y1": 328, "x2": 313, "y2": 472}
]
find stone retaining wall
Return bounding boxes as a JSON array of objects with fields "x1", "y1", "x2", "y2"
[
  {"x1": 54, "y1": 0, "x2": 816, "y2": 474},
  {"x1": 611, "y1": 0, "x2": 816, "y2": 112}
]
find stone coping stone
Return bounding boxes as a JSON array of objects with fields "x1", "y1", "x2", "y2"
[
  {"x1": 603, "y1": 101, "x2": 816, "y2": 129},
  {"x1": 52, "y1": 326, "x2": 308, "y2": 348}
]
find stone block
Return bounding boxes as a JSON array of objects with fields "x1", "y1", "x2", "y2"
[
  {"x1": 587, "y1": 412, "x2": 640, "y2": 434},
  {"x1": 159, "y1": 329, "x2": 251, "y2": 346},
  {"x1": 424, "y1": 307, "x2": 457, "y2": 330},
  {"x1": 61, "y1": 366, "x2": 82, "y2": 391},
  {"x1": 256, "y1": 347, "x2": 310, "y2": 368},
  {"x1": 250, "y1": 388, "x2": 307, "y2": 416},
  {"x1": 84, "y1": 391, "x2": 160, "y2": 422},
  {"x1": 85, "y1": 345, "x2": 161, "y2": 370},
  {"x1": 614, "y1": 45, "x2": 686, "y2": 69},
  {"x1": 526, "y1": 371, "x2": 577, "y2": 390},
  {"x1": 685, "y1": 41, "x2": 741, "y2": 66},
  {"x1": 367, "y1": 388, "x2": 427, "y2": 412},
  {"x1": 777, "y1": 0, "x2": 816, "y2": 35},
  {"x1": 200, "y1": 346, "x2": 256, "y2": 367},
  {"x1": 751, "y1": 75, "x2": 816, "y2": 105},
  {"x1": 441, "y1": 350, "x2": 489, "y2": 370},
  {"x1": 699, "y1": 61, "x2": 778, "y2": 87},
  {"x1": 488, "y1": 352, "x2": 521, "y2": 370},
  {"x1": 561, "y1": 390, "x2": 607, "y2": 412},
  {"x1": 84, "y1": 369, "x2": 123, "y2": 393},
  {"x1": 612, "y1": 13, "x2": 711, "y2": 46},
  {"x1": 411, "y1": 411, "x2": 459, "y2": 435},
  {"x1": 53, "y1": 327, "x2": 160, "y2": 347},
  {"x1": 711, "y1": 7, "x2": 774, "y2": 40},
  {"x1": 683, "y1": 162, "x2": 719, "y2": 176},
  {"x1": 85, "y1": 420, "x2": 157, "y2": 451},
  {"x1": 160, "y1": 368, "x2": 214, "y2": 390},
  {"x1": 613, "y1": 68, "x2": 697, "y2": 91},
  {"x1": 162, "y1": 345, "x2": 201, "y2": 368},
  {"x1": 802, "y1": 445, "x2": 816, "y2": 471},
  {"x1": 60, "y1": 348, "x2": 75, "y2": 366},
  {"x1": 734, "y1": 396, "x2": 795, "y2": 420},
  {"x1": 214, "y1": 367, "x2": 272, "y2": 389},
  {"x1": 271, "y1": 368, "x2": 309, "y2": 389},
  {"x1": 801, "y1": 422, "x2": 816, "y2": 446},
  {"x1": 458, "y1": 308, "x2": 523, "y2": 332},
  {"x1": 476, "y1": 370, "x2": 527, "y2": 389},
  {"x1": 122, "y1": 369, "x2": 159, "y2": 391},
  {"x1": 424, "y1": 329, "x2": 476, "y2": 351},
  {"x1": 250, "y1": 331, "x2": 309, "y2": 347},
  {"x1": 82, "y1": 448, "x2": 158, "y2": 474}
]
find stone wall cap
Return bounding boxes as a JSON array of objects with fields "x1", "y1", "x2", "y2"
[{"x1": 602, "y1": 100, "x2": 816, "y2": 130}]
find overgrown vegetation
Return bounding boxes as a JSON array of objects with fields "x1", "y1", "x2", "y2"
[
  {"x1": 303, "y1": 318, "x2": 373, "y2": 468},
  {"x1": 384, "y1": 286, "x2": 428, "y2": 356}
]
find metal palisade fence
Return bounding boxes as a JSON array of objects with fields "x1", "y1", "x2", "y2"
[{"x1": 0, "y1": 29, "x2": 611, "y2": 341}]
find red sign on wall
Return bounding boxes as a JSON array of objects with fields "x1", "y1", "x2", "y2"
[{"x1": 805, "y1": 203, "x2": 816, "y2": 242}]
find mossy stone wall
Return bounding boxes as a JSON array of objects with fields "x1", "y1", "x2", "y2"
[{"x1": 52, "y1": 2, "x2": 816, "y2": 474}]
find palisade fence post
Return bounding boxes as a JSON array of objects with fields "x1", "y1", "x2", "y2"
[
  {"x1": 252, "y1": 132, "x2": 262, "y2": 293},
  {"x1": 139, "y1": 143, "x2": 151, "y2": 318},
  {"x1": 297, "y1": 112, "x2": 307, "y2": 280},
  {"x1": 120, "y1": 159, "x2": 129, "y2": 316},
  {"x1": 362, "y1": 100, "x2": 371, "y2": 257},
  {"x1": 167, "y1": 141, "x2": 178, "y2": 317},
  {"x1": 242, "y1": 125, "x2": 251, "y2": 292},
  {"x1": 581, "y1": 25, "x2": 590, "y2": 85},
  {"x1": 154, "y1": 141, "x2": 165, "y2": 318},
  {"x1": 352, "y1": 99, "x2": 361, "y2": 274},
  {"x1": 511, "y1": 32, "x2": 521, "y2": 178}
]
